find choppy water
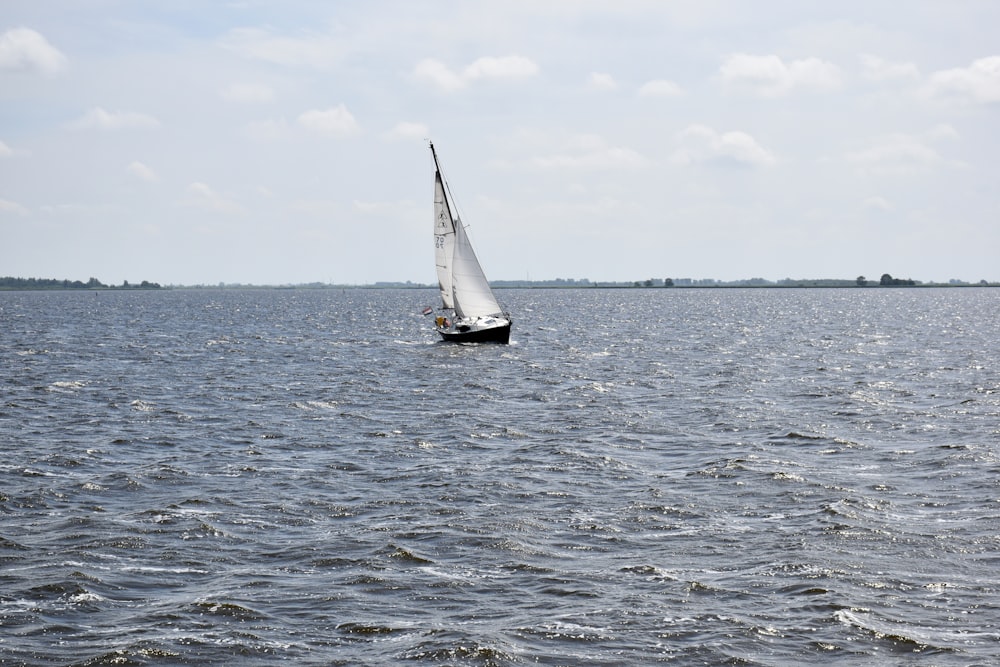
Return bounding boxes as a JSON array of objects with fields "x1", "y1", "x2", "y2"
[{"x1": 2, "y1": 287, "x2": 998, "y2": 666}]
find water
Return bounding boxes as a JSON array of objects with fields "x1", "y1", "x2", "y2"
[{"x1": 2, "y1": 287, "x2": 998, "y2": 666}]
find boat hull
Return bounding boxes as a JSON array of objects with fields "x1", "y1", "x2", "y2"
[{"x1": 437, "y1": 320, "x2": 511, "y2": 344}]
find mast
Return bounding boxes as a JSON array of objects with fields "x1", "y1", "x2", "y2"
[
  {"x1": 430, "y1": 140, "x2": 441, "y2": 174},
  {"x1": 430, "y1": 142, "x2": 457, "y2": 224}
]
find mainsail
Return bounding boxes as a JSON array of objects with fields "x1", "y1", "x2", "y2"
[
  {"x1": 433, "y1": 169, "x2": 455, "y2": 310},
  {"x1": 431, "y1": 145, "x2": 503, "y2": 319}
]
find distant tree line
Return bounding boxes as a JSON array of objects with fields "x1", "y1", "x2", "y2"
[
  {"x1": 0, "y1": 276, "x2": 162, "y2": 290},
  {"x1": 489, "y1": 276, "x2": 995, "y2": 289},
  {"x1": 878, "y1": 273, "x2": 916, "y2": 286}
]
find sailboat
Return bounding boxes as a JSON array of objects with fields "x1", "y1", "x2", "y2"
[{"x1": 430, "y1": 142, "x2": 511, "y2": 344}]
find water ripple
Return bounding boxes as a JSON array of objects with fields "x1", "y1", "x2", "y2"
[{"x1": 1, "y1": 287, "x2": 999, "y2": 665}]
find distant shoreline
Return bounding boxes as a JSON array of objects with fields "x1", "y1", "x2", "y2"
[
  {"x1": 4, "y1": 274, "x2": 998, "y2": 291},
  {"x1": 0, "y1": 276, "x2": 162, "y2": 291},
  {"x1": 3, "y1": 281, "x2": 997, "y2": 291}
]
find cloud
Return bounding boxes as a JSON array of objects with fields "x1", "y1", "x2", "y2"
[
  {"x1": 672, "y1": 124, "x2": 776, "y2": 167},
  {"x1": 182, "y1": 182, "x2": 243, "y2": 213},
  {"x1": 638, "y1": 79, "x2": 683, "y2": 97},
  {"x1": 720, "y1": 53, "x2": 843, "y2": 96},
  {"x1": 69, "y1": 107, "x2": 160, "y2": 130},
  {"x1": 298, "y1": 105, "x2": 360, "y2": 138},
  {"x1": 0, "y1": 198, "x2": 29, "y2": 215},
  {"x1": 0, "y1": 140, "x2": 13, "y2": 157},
  {"x1": 413, "y1": 55, "x2": 540, "y2": 91},
  {"x1": 218, "y1": 27, "x2": 342, "y2": 68},
  {"x1": 529, "y1": 134, "x2": 648, "y2": 169},
  {"x1": 413, "y1": 59, "x2": 465, "y2": 92},
  {"x1": 127, "y1": 161, "x2": 158, "y2": 183},
  {"x1": 0, "y1": 27, "x2": 66, "y2": 74},
  {"x1": 859, "y1": 54, "x2": 919, "y2": 82},
  {"x1": 588, "y1": 72, "x2": 617, "y2": 91},
  {"x1": 220, "y1": 82, "x2": 275, "y2": 104},
  {"x1": 846, "y1": 131, "x2": 961, "y2": 174},
  {"x1": 465, "y1": 55, "x2": 539, "y2": 80},
  {"x1": 925, "y1": 56, "x2": 1000, "y2": 104},
  {"x1": 385, "y1": 121, "x2": 428, "y2": 141}
]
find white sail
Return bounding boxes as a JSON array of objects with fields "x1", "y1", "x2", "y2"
[
  {"x1": 433, "y1": 170, "x2": 455, "y2": 310},
  {"x1": 431, "y1": 144, "x2": 503, "y2": 319},
  {"x1": 451, "y1": 214, "x2": 503, "y2": 318}
]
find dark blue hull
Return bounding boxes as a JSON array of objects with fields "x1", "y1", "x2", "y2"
[{"x1": 438, "y1": 321, "x2": 511, "y2": 344}]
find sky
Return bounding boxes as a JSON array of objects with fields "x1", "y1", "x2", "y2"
[{"x1": 1, "y1": 1, "x2": 998, "y2": 286}]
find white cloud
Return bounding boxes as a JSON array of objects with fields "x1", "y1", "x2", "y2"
[
  {"x1": 298, "y1": 105, "x2": 360, "y2": 138},
  {"x1": 859, "y1": 54, "x2": 919, "y2": 82},
  {"x1": 0, "y1": 27, "x2": 66, "y2": 74},
  {"x1": 925, "y1": 56, "x2": 1000, "y2": 104},
  {"x1": 0, "y1": 140, "x2": 13, "y2": 157},
  {"x1": 720, "y1": 53, "x2": 843, "y2": 96},
  {"x1": 218, "y1": 27, "x2": 342, "y2": 68},
  {"x1": 413, "y1": 59, "x2": 465, "y2": 92},
  {"x1": 127, "y1": 161, "x2": 158, "y2": 183},
  {"x1": 0, "y1": 198, "x2": 29, "y2": 215},
  {"x1": 220, "y1": 82, "x2": 275, "y2": 104},
  {"x1": 672, "y1": 124, "x2": 777, "y2": 167},
  {"x1": 638, "y1": 79, "x2": 683, "y2": 97},
  {"x1": 588, "y1": 72, "x2": 617, "y2": 91},
  {"x1": 465, "y1": 55, "x2": 539, "y2": 80},
  {"x1": 529, "y1": 135, "x2": 648, "y2": 169},
  {"x1": 385, "y1": 121, "x2": 428, "y2": 141},
  {"x1": 413, "y1": 55, "x2": 540, "y2": 91},
  {"x1": 846, "y1": 132, "x2": 959, "y2": 174},
  {"x1": 182, "y1": 182, "x2": 243, "y2": 213},
  {"x1": 69, "y1": 107, "x2": 160, "y2": 130}
]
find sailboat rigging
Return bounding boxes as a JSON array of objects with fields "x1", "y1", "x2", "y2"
[{"x1": 429, "y1": 142, "x2": 511, "y2": 344}]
